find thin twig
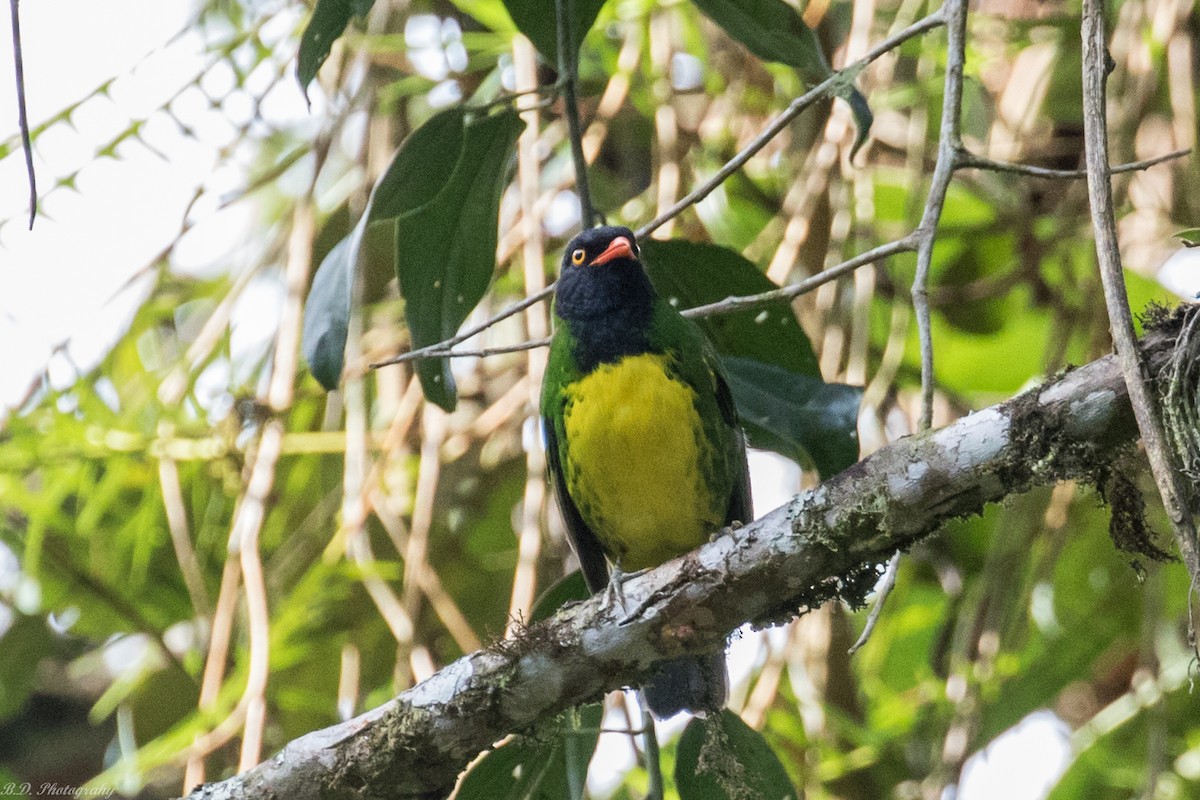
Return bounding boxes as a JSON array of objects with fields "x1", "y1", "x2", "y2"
[
  {"x1": 637, "y1": 7, "x2": 947, "y2": 238},
  {"x1": 911, "y1": 0, "x2": 968, "y2": 432},
  {"x1": 556, "y1": 0, "x2": 598, "y2": 227},
  {"x1": 682, "y1": 237, "x2": 918, "y2": 318},
  {"x1": 852, "y1": 0, "x2": 968, "y2": 652},
  {"x1": 1081, "y1": 0, "x2": 1200, "y2": 654},
  {"x1": 384, "y1": 239, "x2": 917, "y2": 362},
  {"x1": 956, "y1": 147, "x2": 1190, "y2": 179},
  {"x1": 9, "y1": 0, "x2": 35, "y2": 228},
  {"x1": 233, "y1": 419, "x2": 285, "y2": 772},
  {"x1": 369, "y1": 7, "x2": 947, "y2": 372},
  {"x1": 848, "y1": 551, "x2": 901, "y2": 653},
  {"x1": 184, "y1": 558, "x2": 241, "y2": 790},
  {"x1": 371, "y1": 288, "x2": 554, "y2": 367}
]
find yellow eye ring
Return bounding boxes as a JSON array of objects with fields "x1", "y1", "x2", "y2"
[{"x1": 571, "y1": 248, "x2": 586, "y2": 265}]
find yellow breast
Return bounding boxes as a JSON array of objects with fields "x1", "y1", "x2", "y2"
[{"x1": 562, "y1": 353, "x2": 723, "y2": 570}]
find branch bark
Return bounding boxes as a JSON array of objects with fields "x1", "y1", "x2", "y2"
[
  {"x1": 1081, "y1": 0, "x2": 1200, "y2": 644},
  {"x1": 185, "y1": 309, "x2": 1194, "y2": 800}
]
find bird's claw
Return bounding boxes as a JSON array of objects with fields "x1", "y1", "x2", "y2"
[{"x1": 601, "y1": 563, "x2": 649, "y2": 620}]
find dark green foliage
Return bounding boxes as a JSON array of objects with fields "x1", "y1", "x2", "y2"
[
  {"x1": 456, "y1": 703, "x2": 603, "y2": 800},
  {"x1": 641, "y1": 239, "x2": 818, "y2": 377},
  {"x1": 297, "y1": 0, "x2": 377, "y2": 100},
  {"x1": 722, "y1": 356, "x2": 861, "y2": 478},
  {"x1": 690, "y1": 0, "x2": 871, "y2": 153},
  {"x1": 395, "y1": 109, "x2": 524, "y2": 409},
  {"x1": 675, "y1": 710, "x2": 799, "y2": 799},
  {"x1": 500, "y1": 0, "x2": 607, "y2": 65}
]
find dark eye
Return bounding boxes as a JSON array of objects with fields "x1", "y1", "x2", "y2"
[{"x1": 571, "y1": 248, "x2": 586, "y2": 265}]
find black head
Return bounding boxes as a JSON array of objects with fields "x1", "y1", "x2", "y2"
[
  {"x1": 554, "y1": 225, "x2": 657, "y2": 368},
  {"x1": 561, "y1": 225, "x2": 642, "y2": 272}
]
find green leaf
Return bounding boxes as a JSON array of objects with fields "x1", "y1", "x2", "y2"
[
  {"x1": 691, "y1": 0, "x2": 829, "y2": 81},
  {"x1": 0, "y1": 614, "x2": 55, "y2": 721},
  {"x1": 456, "y1": 703, "x2": 603, "y2": 800},
  {"x1": 640, "y1": 239, "x2": 819, "y2": 377},
  {"x1": 1175, "y1": 228, "x2": 1200, "y2": 247},
  {"x1": 395, "y1": 108, "x2": 524, "y2": 410},
  {"x1": 301, "y1": 109, "x2": 467, "y2": 391},
  {"x1": 675, "y1": 709, "x2": 799, "y2": 800},
  {"x1": 367, "y1": 108, "x2": 466, "y2": 222},
  {"x1": 531, "y1": 570, "x2": 591, "y2": 622},
  {"x1": 690, "y1": 0, "x2": 871, "y2": 152},
  {"x1": 297, "y1": 0, "x2": 376, "y2": 100},
  {"x1": 500, "y1": 0, "x2": 607, "y2": 65},
  {"x1": 721, "y1": 356, "x2": 861, "y2": 478},
  {"x1": 301, "y1": 227, "x2": 360, "y2": 390}
]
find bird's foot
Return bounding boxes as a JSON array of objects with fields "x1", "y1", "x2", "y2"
[{"x1": 601, "y1": 563, "x2": 649, "y2": 616}]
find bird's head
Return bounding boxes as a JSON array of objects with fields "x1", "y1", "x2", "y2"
[
  {"x1": 554, "y1": 225, "x2": 655, "y2": 328},
  {"x1": 561, "y1": 226, "x2": 642, "y2": 273},
  {"x1": 553, "y1": 225, "x2": 656, "y2": 354}
]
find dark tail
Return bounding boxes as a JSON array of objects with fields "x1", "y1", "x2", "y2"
[{"x1": 642, "y1": 650, "x2": 727, "y2": 719}]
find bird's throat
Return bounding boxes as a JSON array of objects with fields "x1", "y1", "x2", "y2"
[{"x1": 555, "y1": 262, "x2": 656, "y2": 371}]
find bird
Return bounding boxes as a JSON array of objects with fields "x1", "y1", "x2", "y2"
[{"x1": 540, "y1": 225, "x2": 752, "y2": 718}]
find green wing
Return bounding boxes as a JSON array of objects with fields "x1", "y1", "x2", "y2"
[
  {"x1": 652, "y1": 299, "x2": 754, "y2": 528},
  {"x1": 713, "y1": 356, "x2": 753, "y2": 526},
  {"x1": 541, "y1": 328, "x2": 611, "y2": 594},
  {"x1": 542, "y1": 418, "x2": 611, "y2": 593}
]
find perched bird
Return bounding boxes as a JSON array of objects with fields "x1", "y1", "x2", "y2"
[{"x1": 540, "y1": 225, "x2": 752, "y2": 718}]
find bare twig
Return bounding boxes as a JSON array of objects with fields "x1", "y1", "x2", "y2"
[
  {"x1": 848, "y1": 550, "x2": 901, "y2": 654},
  {"x1": 956, "y1": 147, "x2": 1190, "y2": 179},
  {"x1": 9, "y1": 0, "x2": 35, "y2": 228},
  {"x1": 378, "y1": 238, "x2": 917, "y2": 362},
  {"x1": 370, "y1": 289, "x2": 554, "y2": 367},
  {"x1": 234, "y1": 420, "x2": 283, "y2": 772},
  {"x1": 912, "y1": 0, "x2": 968, "y2": 432},
  {"x1": 184, "y1": 558, "x2": 241, "y2": 790},
  {"x1": 686, "y1": 236, "x2": 918, "y2": 318},
  {"x1": 1081, "y1": 0, "x2": 1200, "y2": 652},
  {"x1": 638, "y1": 8, "x2": 947, "y2": 238}
]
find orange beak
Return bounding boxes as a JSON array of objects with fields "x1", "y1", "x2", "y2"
[{"x1": 589, "y1": 236, "x2": 635, "y2": 266}]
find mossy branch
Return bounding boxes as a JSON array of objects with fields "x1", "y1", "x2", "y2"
[{"x1": 185, "y1": 309, "x2": 1195, "y2": 800}]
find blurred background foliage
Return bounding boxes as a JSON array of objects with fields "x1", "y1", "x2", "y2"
[{"x1": 1, "y1": 0, "x2": 1198, "y2": 797}]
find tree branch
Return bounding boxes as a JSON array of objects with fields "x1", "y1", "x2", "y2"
[
  {"x1": 1080, "y1": 0, "x2": 1200, "y2": 648},
  {"x1": 912, "y1": 0, "x2": 968, "y2": 431},
  {"x1": 956, "y1": 147, "x2": 1190, "y2": 179},
  {"x1": 185, "y1": 308, "x2": 1195, "y2": 800}
]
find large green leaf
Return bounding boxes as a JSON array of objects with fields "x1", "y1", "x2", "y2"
[
  {"x1": 367, "y1": 108, "x2": 466, "y2": 222},
  {"x1": 301, "y1": 109, "x2": 466, "y2": 390},
  {"x1": 675, "y1": 709, "x2": 799, "y2": 800},
  {"x1": 690, "y1": 0, "x2": 872, "y2": 153},
  {"x1": 301, "y1": 231, "x2": 359, "y2": 390},
  {"x1": 500, "y1": 0, "x2": 607, "y2": 65},
  {"x1": 721, "y1": 356, "x2": 861, "y2": 478},
  {"x1": 395, "y1": 108, "x2": 524, "y2": 410},
  {"x1": 456, "y1": 703, "x2": 603, "y2": 800},
  {"x1": 640, "y1": 239, "x2": 819, "y2": 376},
  {"x1": 296, "y1": 0, "x2": 376, "y2": 100}
]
